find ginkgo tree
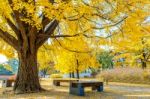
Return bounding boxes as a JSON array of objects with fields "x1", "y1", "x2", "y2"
[
  {"x1": 112, "y1": 32, "x2": 150, "y2": 69},
  {"x1": 55, "y1": 51, "x2": 98, "y2": 79},
  {"x1": 53, "y1": 36, "x2": 99, "y2": 79},
  {"x1": 111, "y1": 13, "x2": 150, "y2": 68},
  {"x1": 0, "y1": 39, "x2": 16, "y2": 58},
  {"x1": 38, "y1": 45, "x2": 55, "y2": 77},
  {"x1": 0, "y1": 0, "x2": 150, "y2": 94}
]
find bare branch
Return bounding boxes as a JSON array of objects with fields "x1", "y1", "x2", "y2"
[
  {"x1": 83, "y1": 16, "x2": 127, "y2": 33},
  {"x1": 63, "y1": 14, "x2": 84, "y2": 21},
  {"x1": 83, "y1": 34, "x2": 104, "y2": 39},
  {"x1": 38, "y1": 33, "x2": 107, "y2": 39},
  {"x1": 55, "y1": 39, "x2": 91, "y2": 53},
  {"x1": 38, "y1": 33, "x2": 80, "y2": 38}
]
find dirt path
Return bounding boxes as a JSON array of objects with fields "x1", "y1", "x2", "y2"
[
  {"x1": 0, "y1": 83, "x2": 150, "y2": 99},
  {"x1": 107, "y1": 85, "x2": 150, "y2": 93},
  {"x1": 103, "y1": 84, "x2": 150, "y2": 99}
]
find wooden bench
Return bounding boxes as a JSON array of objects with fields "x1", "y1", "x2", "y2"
[
  {"x1": 53, "y1": 79, "x2": 79, "y2": 86},
  {"x1": 0, "y1": 78, "x2": 15, "y2": 87},
  {"x1": 69, "y1": 81, "x2": 103, "y2": 96}
]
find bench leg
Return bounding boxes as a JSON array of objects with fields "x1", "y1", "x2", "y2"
[
  {"x1": 2, "y1": 80, "x2": 7, "y2": 87},
  {"x1": 69, "y1": 84, "x2": 84, "y2": 96},
  {"x1": 7, "y1": 80, "x2": 13, "y2": 87},
  {"x1": 97, "y1": 86, "x2": 103, "y2": 92},
  {"x1": 56, "y1": 82, "x2": 60, "y2": 86},
  {"x1": 78, "y1": 85, "x2": 84, "y2": 96},
  {"x1": 53, "y1": 81, "x2": 60, "y2": 86},
  {"x1": 92, "y1": 86, "x2": 96, "y2": 90}
]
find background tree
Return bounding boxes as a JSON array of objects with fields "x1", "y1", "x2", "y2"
[
  {"x1": 6, "y1": 58, "x2": 19, "y2": 74},
  {"x1": 53, "y1": 36, "x2": 99, "y2": 79},
  {"x1": 112, "y1": 21, "x2": 150, "y2": 68},
  {"x1": 0, "y1": 39, "x2": 16, "y2": 59},
  {"x1": 55, "y1": 50, "x2": 98, "y2": 79},
  {"x1": 97, "y1": 51, "x2": 114, "y2": 70},
  {"x1": 38, "y1": 46, "x2": 55, "y2": 77}
]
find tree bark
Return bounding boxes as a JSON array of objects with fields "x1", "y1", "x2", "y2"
[
  {"x1": 141, "y1": 59, "x2": 147, "y2": 69},
  {"x1": 141, "y1": 39, "x2": 147, "y2": 69},
  {"x1": 43, "y1": 70, "x2": 47, "y2": 78},
  {"x1": 69, "y1": 73, "x2": 72, "y2": 78},
  {"x1": 141, "y1": 52, "x2": 147, "y2": 69},
  {"x1": 1, "y1": 0, "x2": 59, "y2": 94},
  {"x1": 76, "y1": 59, "x2": 80, "y2": 79},
  {"x1": 72, "y1": 72, "x2": 75, "y2": 78},
  {"x1": 13, "y1": 49, "x2": 42, "y2": 94},
  {"x1": 76, "y1": 69, "x2": 80, "y2": 79}
]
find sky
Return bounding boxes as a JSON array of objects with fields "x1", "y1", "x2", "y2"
[{"x1": 0, "y1": 54, "x2": 7, "y2": 63}]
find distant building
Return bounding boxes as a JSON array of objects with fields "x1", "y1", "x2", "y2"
[{"x1": 0, "y1": 65, "x2": 16, "y2": 80}]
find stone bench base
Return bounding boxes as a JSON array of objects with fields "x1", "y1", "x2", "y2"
[{"x1": 69, "y1": 81, "x2": 103, "y2": 96}]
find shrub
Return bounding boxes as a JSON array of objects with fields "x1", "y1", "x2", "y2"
[
  {"x1": 143, "y1": 69, "x2": 150, "y2": 81},
  {"x1": 97, "y1": 67, "x2": 150, "y2": 84},
  {"x1": 50, "y1": 74, "x2": 63, "y2": 78}
]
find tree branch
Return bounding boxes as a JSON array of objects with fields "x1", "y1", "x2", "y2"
[
  {"x1": 55, "y1": 39, "x2": 91, "y2": 53},
  {"x1": 0, "y1": 29, "x2": 19, "y2": 50},
  {"x1": 38, "y1": 33, "x2": 81, "y2": 38},
  {"x1": 8, "y1": 0, "x2": 26, "y2": 35},
  {"x1": 36, "y1": 20, "x2": 58, "y2": 48},
  {"x1": 5, "y1": 18, "x2": 21, "y2": 40},
  {"x1": 44, "y1": 20, "x2": 58, "y2": 34},
  {"x1": 8, "y1": 0, "x2": 28, "y2": 52},
  {"x1": 37, "y1": 32, "x2": 115, "y2": 39},
  {"x1": 42, "y1": 16, "x2": 51, "y2": 30},
  {"x1": 82, "y1": 16, "x2": 127, "y2": 33}
]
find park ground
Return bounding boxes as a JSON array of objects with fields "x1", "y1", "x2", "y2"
[{"x1": 0, "y1": 79, "x2": 150, "y2": 99}]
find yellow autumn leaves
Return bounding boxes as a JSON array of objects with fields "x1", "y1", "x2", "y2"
[{"x1": 0, "y1": 0, "x2": 150, "y2": 71}]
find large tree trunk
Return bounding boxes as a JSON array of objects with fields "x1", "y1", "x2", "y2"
[
  {"x1": 13, "y1": 49, "x2": 42, "y2": 94},
  {"x1": 0, "y1": 0, "x2": 59, "y2": 94}
]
